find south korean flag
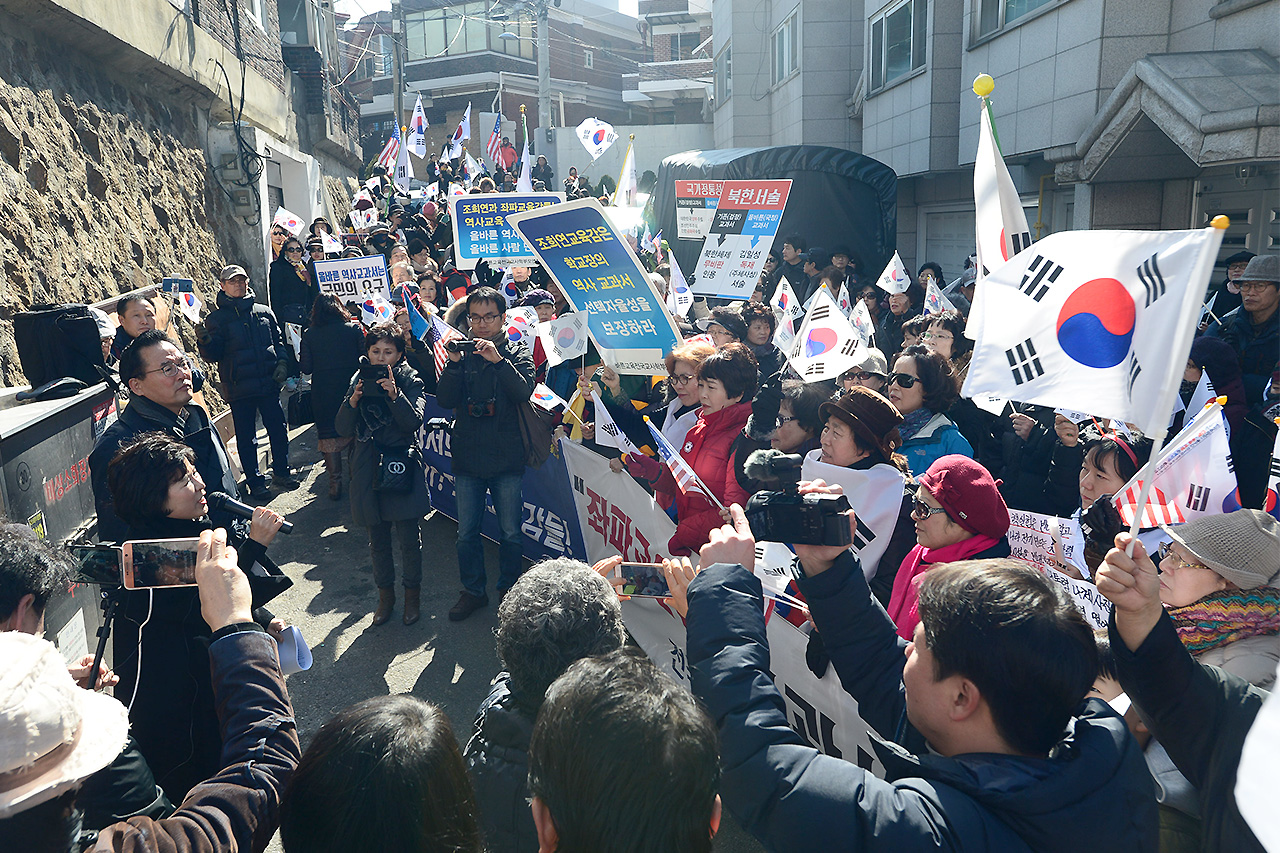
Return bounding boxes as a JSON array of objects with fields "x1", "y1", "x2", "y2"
[{"x1": 788, "y1": 287, "x2": 864, "y2": 383}]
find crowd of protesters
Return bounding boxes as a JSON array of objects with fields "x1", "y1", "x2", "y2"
[{"x1": 1, "y1": 144, "x2": 1278, "y2": 853}]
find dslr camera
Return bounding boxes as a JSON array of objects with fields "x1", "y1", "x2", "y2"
[{"x1": 743, "y1": 450, "x2": 853, "y2": 547}]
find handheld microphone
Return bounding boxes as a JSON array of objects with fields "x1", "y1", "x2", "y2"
[{"x1": 207, "y1": 492, "x2": 294, "y2": 534}]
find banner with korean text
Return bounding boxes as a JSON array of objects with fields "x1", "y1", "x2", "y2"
[
  {"x1": 693, "y1": 180, "x2": 792, "y2": 299},
  {"x1": 674, "y1": 179, "x2": 725, "y2": 240},
  {"x1": 449, "y1": 192, "x2": 566, "y2": 270},
  {"x1": 509, "y1": 199, "x2": 683, "y2": 375},
  {"x1": 313, "y1": 254, "x2": 391, "y2": 303}
]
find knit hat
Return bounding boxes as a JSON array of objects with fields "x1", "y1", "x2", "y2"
[
  {"x1": 0, "y1": 633, "x2": 129, "y2": 818},
  {"x1": 517, "y1": 289, "x2": 555, "y2": 308},
  {"x1": 1163, "y1": 510, "x2": 1280, "y2": 590},
  {"x1": 820, "y1": 387, "x2": 903, "y2": 462},
  {"x1": 698, "y1": 306, "x2": 749, "y2": 341},
  {"x1": 1239, "y1": 254, "x2": 1278, "y2": 285},
  {"x1": 918, "y1": 455, "x2": 1010, "y2": 539}
]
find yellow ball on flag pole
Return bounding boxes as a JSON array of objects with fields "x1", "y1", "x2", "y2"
[
  {"x1": 1211, "y1": 215, "x2": 1230, "y2": 229},
  {"x1": 972, "y1": 74, "x2": 995, "y2": 97}
]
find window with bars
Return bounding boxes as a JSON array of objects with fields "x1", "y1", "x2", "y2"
[
  {"x1": 869, "y1": 0, "x2": 927, "y2": 92},
  {"x1": 771, "y1": 12, "x2": 799, "y2": 86}
]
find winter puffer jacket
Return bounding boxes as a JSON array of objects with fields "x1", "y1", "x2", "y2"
[
  {"x1": 197, "y1": 288, "x2": 285, "y2": 401},
  {"x1": 463, "y1": 673, "x2": 539, "y2": 853}
]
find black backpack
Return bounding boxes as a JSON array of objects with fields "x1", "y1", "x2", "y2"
[{"x1": 12, "y1": 303, "x2": 106, "y2": 387}]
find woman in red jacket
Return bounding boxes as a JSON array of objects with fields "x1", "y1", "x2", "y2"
[{"x1": 640, "y1": 342, "x2": 757, "y2": 555}]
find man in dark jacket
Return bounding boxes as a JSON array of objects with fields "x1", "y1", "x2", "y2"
[
  {"x1": 197, "y1": 265, "x2": 294, "y2": 500},
  {"x1": 683, "y1": 504, "x2": 1158, "y2": 853},
  {"x1": 89, "y1": 330, "x2": 240, "y2": 542},
  {"x1": 1099, "y1": 532, "x2": 1268, "y2": 852},
  {"x1": 436, "y1": 286, "x2": 536, "y2": 621},
  {"x1": 0, "y1": 528, "x2": 300, "y2": 853}
]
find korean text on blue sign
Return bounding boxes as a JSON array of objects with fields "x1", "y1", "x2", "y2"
[
  {"x1": 508, "y1": 198, "x2": 683, "y2": 376},
  {"x1": 312, "y1": 254, "x2": 391, "y2": 303},
  {"x1": 449, "y1": 192, "x2": 566, "y2": 270}
]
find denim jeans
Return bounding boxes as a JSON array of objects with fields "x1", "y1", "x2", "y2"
[
  {"x1": 454, "y1": 472, "x2": 524, "y2": 597},
  {"x1": 229, "y1": 394, "x2": 289, "y2": 487}
]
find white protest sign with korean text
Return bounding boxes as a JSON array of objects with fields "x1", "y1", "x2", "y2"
[
  {"x1": 313, "y1": 254, "x2": 391, "y2": 303},
  {"x1": 694, "y1": 180, "x2": 792, "y2": 299},
  {"x1": 674, "y1": 179, "x2": 725, "y2": 240}
]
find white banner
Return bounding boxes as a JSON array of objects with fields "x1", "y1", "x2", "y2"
[
  {"x1": 801, "y1": 451, "x2": 907, "y2": 580},
  {"x1": 562, "y1": 438, "x2": 679, "y2": 563}
]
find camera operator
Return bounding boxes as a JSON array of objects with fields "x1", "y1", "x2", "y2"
[
  {"x1": 0, "y1": 528, "x2": 301, "y2": 853},
  {"x1": 436, "y1": 287, "x2": 536, "y2": 622},
  {"x1": 106, "y1": 433, "x2": 291, "y2": 801}
]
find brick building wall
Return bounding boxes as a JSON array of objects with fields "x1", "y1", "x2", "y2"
[{"x1": 194, "y1": 0, "x2": 286, "y2": 91}]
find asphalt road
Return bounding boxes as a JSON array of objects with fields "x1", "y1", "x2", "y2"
[{"x1": 258, "y1": 427, "x2": 764, "y2": 852}]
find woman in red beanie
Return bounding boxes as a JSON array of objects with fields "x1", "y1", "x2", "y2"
[{"x1": 886, "y1": 454, "x2": 1012, "y2": 639}]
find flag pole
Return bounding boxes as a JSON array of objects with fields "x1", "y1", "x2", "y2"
[
  {"x1": 973, "y1": 74, "x2": 1001, "y2": 153},
  {"x1": 1123, "y1": 216, "x2": 1230, "y2": 554},
  {"x1": 641, "y1": 415, "x2": 727, "y2": 513}
]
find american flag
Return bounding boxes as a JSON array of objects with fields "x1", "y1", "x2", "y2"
[
  {"x1": 375, "y1": 125, "x2": 401, "y2": 171},
  {"x1": 486, "y1": 113, "x2": 503, "y2": 167},
  {"x1": 428, "y1": 314, "x2": 466, "y2": 377},
  {"x1": 643, "y1": 416, "x2": 723, "y2": 509}
]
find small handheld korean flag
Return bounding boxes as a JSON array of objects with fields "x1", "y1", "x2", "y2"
[
  {"x1": 788, "y1": 286, "x2": 864, "y2": 383},
  {"x1": 836, "y1": 282, "x2": 853, "y2": 316},
  {"x1": 504, "y1": 306, "x2": 540, "y2": 349},
  {"x1": 360, "y1": 296, "x2": 395, "y2": 326},
  {"x1": 408, "y1": 95, "x2": 429, "y2": 157},
  {"x1": 536, "y1": 313, "x2": 589, "y2": 367},
  {"x1": 349, "y1": 208, "x2": 378, "y2": 231},
  {"x1": 177, "y1": 291, "x2": 203, "y2": 324},
  {"x1": 394, "y1": 128, "x2": 415, "y2": 192},
  {"x1": 531, "y1": 383, "x2": 569, "y2": 413},
  {"x1": 923, "y1": 279, "x2": 957, "y2": 315},
  {"x1": 273, "y1": 207, "x2": 306, "y2": 237},
  {"x1": 1264, "y1": 421, "x2": 1280, "y2": 521},
  {"x1": 961, "y1": 223, "x2": 1225, "y2": 436},
  {"x1": 665, "y1": 254, "x2": 694, "y2": 319},
  {"x1": 851, "y1": 298, "x2": 876, "y2": 346},
  {"x1": 500, "y1": 268, "x2": 521, "y2": 303},
  {"x1": 320, "y1": 232, "x2": 343, "y2": 255},
  {"x1": 771, "y1": 278, "x2": 805, "y2": 325},
  {"x1": 876, "y1": 252, "x2": 911, "y2": 294},
  {"x1": 576, "y1": 117, "x2": 618, "y2": 161},
  {"x1": 591, "y1": 390, "x2": 641, "y2": 454}
]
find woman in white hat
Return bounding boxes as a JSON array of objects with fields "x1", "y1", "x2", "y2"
[{"x1": 1158, "y1": 509, "x2": 1280, "y2": 689}]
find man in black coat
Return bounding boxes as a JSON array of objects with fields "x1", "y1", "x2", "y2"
[
  {"x1": 682, "y1": 504, "x2": 1158, "y2": 853},
  {"x1": 89, "y1": 330, "x2": 240, "y2": 542},
  {"x1": 197, "y1": 265, "x2": 294, "y2": 500},
  {"x1": 436, "y1": 286, "x2": 536, "y2": 621}
]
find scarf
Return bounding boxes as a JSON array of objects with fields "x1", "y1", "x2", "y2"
[
  {"x1": 898, "y1": 407, "x2": 934, "y2": 443},
  {"x1": 1169, "y1": 587, "x2": 1280, "y2": 653},
  {"x1": 887, "y1": 534, "x2": 1002, "y2": 640}
]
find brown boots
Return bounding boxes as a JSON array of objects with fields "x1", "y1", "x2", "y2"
[
  {"x1": 372, "y1": 587, "x2": 395, "y2": 626},
  {"x1": 403, "y1": 587, "x2": 420, "y2": 625},
  {"x1": 324, "y1": 451, "x2": 342, "y2": 500}
]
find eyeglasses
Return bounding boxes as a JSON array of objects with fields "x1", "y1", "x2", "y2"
[
  {"x1": 921, "y1": 331, "x2": 953, "y2": 341},
  {"x1": 776, "y1": 414, "x2": 798, "y2": 426},
  {"x1": 145, "y1": 356, "x2": 193, "y2": 379},
  {"x1": 468, "y1": 312, "x2": 502, "y2": 324},
  {"x1": 859, "y1": 292, "x2": 878, "y2": 300},
  {"x1": 888, "y1": 373, "x2": 920, "y2": 388},
  {"x1": 668, "y1": 373, "x2": 696, "y2": 386},
  {"x1": 911, "y1": 498, "x2": 948, "y2": 520},
  {"x1": 1157, "y1": 542, "x2": 1209, "y2": 571},
  {"x1": 1238, "y1": 281, "x2": 1274, "y2": 292},
  {"x1": 841, "y1": 371, "x2": 882, "y2": 383}
]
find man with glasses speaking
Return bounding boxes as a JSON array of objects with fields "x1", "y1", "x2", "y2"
[
  {"x1": 436, "y1": 286, "x2": 536, "y2": 621},
  {"x1": 89, "y1": 329, "x2": 242, "y2": 541}
]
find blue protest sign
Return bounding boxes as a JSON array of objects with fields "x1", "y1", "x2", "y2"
[
  {"x1": 507, "y1": 198, "x2": 683, "y2": 375},
  {"x1": 420, "y1": 395, "x2": 587, "y2": 562},
  {"x1": 448, "y1": 192, "x2": 566, "y2": 270}
]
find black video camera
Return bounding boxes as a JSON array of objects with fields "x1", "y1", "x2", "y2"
[
  {"x1": 742, "y1": 450, "x2": 853, "y2": 547},
  {"x1": 446, "y1": 338, "x2": 476, "y2": 355}
]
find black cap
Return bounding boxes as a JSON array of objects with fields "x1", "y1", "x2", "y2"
[{"x1": 1224, "y1": 250, "x2": 1256, "y2": 266}]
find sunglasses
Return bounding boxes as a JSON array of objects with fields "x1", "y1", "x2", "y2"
[
  {"x1": 888, "y1": 373, "x2": 920, "y2": 388},
  {"x1": 841, "y1": 371, "x2": 883, "y2": 382},
  {"x1": 285, "y1": 246, "x2": 304, "y2": 253},
  {"x1": 911, "y1": 498, "x2": 948, "y2": 520}
]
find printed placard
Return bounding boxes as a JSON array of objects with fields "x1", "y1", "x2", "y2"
[
  {"x1": 693, "y1": 179, "x2": 792, "y2": 299},
  {"x1": 674, "y1": 179, "x2": 725, "y2": 240},
  {"x1": 312, "y1": 254, "x2": 391, "y2": 303},
  {"x1": 449, "y1": 192, "x2": 566, "y2": 270}
]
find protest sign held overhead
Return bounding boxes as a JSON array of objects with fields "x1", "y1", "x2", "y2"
[
  {"x1": 313, "y1": 254, "x2": 391, "y2": 303},
  {"x1": 961, "y1": 222, "x2": 1226, "y2": 436},
  {"x1": 508, "y1": 198, "x2": 682, "y2": 375},
  {"x1": 788, "y1": 286, "x2": 864, "y2": 382},
  {"x1": 449, "y1": 192, "x2": 565, "y2": 270},
  {"x1": 674, "y1": 179, "x2": 724, "y2": 240},
  {"x1": 693, "y1": 180, "x2": 792, "y2": 300},
  {"x1": 575, "y1": 117, "x2": 618, "y2": 161}
]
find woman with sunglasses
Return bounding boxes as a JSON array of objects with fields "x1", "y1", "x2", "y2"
[
  {"x1": 269, "y1": 236, "x2": 319, "y2": 329},
  {"x1": 838, "y1": 349, "x2": 890, "y2": 395},
  {"x1": 886, "y1": 454, "x2": 1012, "y2": 640},
  {"x1": 1151, "y1": 510, "x2": 1280, "y2": 689},
  {"x1": 885, "y1": 345, "x2": 972, "y2": 476},
  {"x1": 875, "y1": 279, "x2": 924, "y2": 357}
]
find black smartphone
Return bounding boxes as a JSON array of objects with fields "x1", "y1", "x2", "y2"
[
  {"x1": 67, "y1": 544, "x2": 123, "y2": 586},
  {"x1": 616, "y1": 562, "x2": 671, "y2": 598},
  {"x1": 359, "y1": 363, "x2": 392, "y2": 397},
  {"x1": 121, "y1": 538, "x2": 201, "y2": 589}
]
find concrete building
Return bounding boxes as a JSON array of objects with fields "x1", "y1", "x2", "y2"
[
  {"x1": 711, "y1": 0, "x2": 1279, "y2": 277},
  {"x1": 624, "y1": 0, "x2": 714, "y2": 124}
]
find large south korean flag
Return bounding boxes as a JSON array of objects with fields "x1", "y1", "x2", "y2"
[{"x1": 962, "y1": 225, "x2": 1223, "y2": 437}]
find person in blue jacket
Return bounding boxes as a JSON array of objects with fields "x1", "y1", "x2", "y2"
[
  {"x1": 678, "y1": 501, "x2": 1158, "y2": 853},
  {"x1": 886, "y1": 344, "x2": 972, "y2": 475}
]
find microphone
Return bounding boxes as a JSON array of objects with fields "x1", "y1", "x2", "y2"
[
  {"x1": 207, "y1": 492, "x2": 294, "y2": 534},
  {"x1": 744, "y1": 448, "x2": 803, "y2": 484}
]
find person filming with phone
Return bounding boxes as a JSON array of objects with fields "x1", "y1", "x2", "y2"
[
  {"x1": 436, "y1": 287, "x2": 536, "y2": 622},
  {"x1": 105, "y1": 432, "x2": 291, "y2": 801}
]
